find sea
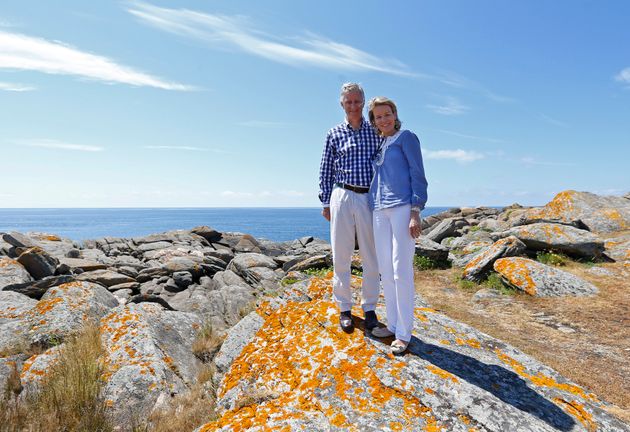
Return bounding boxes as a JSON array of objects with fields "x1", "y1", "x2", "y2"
[{"x1": 0, "y1": 207, "x2": 451, "y2": 243}]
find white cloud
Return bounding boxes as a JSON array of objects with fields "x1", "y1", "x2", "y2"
[
  {"x1": 426, "y1": 97, "x2": 469, "y2": 116},
  {"x1": 423, "y1": 148, "x2": 484, "y2": 163},
  {"x1": 615, "y1": 67, "x2": 630, "y2": 85},
  {"x1": 0, "y1": 81, "x2": 35, "y2": 91},
  {"x1": 0, "y1": 29, "x2": 193, "y2": 90},
  {"x1": 128, "y1": 2, "x2": 416, "y2": 77},
  {"x1": 19, "y1": 139, "x2": 104, "y2": 152}
]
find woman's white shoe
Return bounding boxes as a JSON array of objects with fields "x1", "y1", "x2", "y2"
[{"x1": 390, "y1": 339, "x2": 408, "y2": 354}]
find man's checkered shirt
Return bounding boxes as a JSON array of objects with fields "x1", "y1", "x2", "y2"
[{"x1": 318, "y1": 119, "x2": 381, "y2": 206}]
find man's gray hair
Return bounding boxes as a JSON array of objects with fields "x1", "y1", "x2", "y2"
[{"x1": 340, "y1": 82, "x2": 365, "y2": 103}]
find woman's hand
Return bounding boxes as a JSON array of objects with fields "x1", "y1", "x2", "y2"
[{"x1": 409, "y1": 212, "x2": 422, "y2": 238}]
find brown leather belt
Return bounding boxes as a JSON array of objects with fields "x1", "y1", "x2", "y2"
[{"x1": 335, "y1": 183, "x2": 369, "y2": 194}]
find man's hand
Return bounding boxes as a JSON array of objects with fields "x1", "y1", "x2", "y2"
[
  {"x1": 322, "y1": 207, "x2": 331, "y2": 222},
  {"x1": 409, "y1": 212, "x2": 422, "y2": 238}
]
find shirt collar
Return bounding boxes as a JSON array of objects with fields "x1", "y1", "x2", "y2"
[{"x1": 344, "y1": 117, "x2": 366, "y2": 131}]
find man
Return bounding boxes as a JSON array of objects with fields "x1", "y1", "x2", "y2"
[{"x1": 318, "y1": 82, "x2": 381, "y2": 332}]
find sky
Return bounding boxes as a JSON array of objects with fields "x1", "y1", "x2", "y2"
[{"x1": 1, "y1": 0, "x2": 629, "y2": 208}]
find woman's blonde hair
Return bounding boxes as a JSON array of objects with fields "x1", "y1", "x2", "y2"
[{"x1": 368, "y1": 96, "x2": 402, "y2": 135}]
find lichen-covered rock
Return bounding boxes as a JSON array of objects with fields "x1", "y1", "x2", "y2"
[
  {"x1": 286, "y1": 254, "x2": 331, "y2": 273},
  {"x1": 462, "y1": 236, "x2": 527, "y2": 281},
  {"x1": 228, "y1": 253, "x2": 281, "y2": 288},
  {"x1": 493, "y1": 223, "x2": 605, "y2": 259},
  {"x1": 0, "y1": 257, "x2": 33, "y2": 289},
  {"x1": 0, "y1": 290, "x2": 37, "y2": 352},
  {"x1": 213, "y1": 311, "x2": 264, "y2": 381},
  {"x1": 20, "y1": 344, "x2": 63, "y2": 395},
  {"x1": 522, "y1": 190, "x2": 630, "y2": 233},
  {"x1": 100, "y1": 303, "x2": 202, "y2": 426},
  {"x1": 27, "y1": 281, "x2": 118, "y2": 345},
  {"x1": 76, "y1": 269, "x2": 136, "y2": 287},
  {"x1": 494, "y1": 257, "x2": 599, "y2": 297},
  {"x1": 17, "y1": 247, "x2": 59, "y2": 280},
  {"x1": 198, "y1": 275, "x2": 627, "y2": 432},
  {"x1": 604, "y1": 234, "x2": 630, "y2": 263}
]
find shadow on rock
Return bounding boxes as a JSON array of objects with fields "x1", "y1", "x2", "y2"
[{"x1": 407, "y1": 337, "x2": 575, "y2": 431}]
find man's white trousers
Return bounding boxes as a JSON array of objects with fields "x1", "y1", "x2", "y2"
[
  {"x1": 372, "y1": 204, "x2": 416, "y2": 342},
  {"x1": 329, "y1": 187, "x2": 380, "y2": 313}
]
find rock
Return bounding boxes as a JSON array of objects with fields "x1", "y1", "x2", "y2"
[
  {"x1": 2, "y1": 232, "x2": 37, "y2": 248},
  {"x1": 414, "y1": 237, "x2": 449, "y2": 263},
  {"x1": 477, "y1": 218, "x2": 502, "y2": 232},
  {"x1": 521, "y1": 190, "x2": 630, "y2": 233},
  {"x1": 100, "y1": 303, "x2": 202, "y2": 425},
  {"x1": 58, "y1": 257, "x2": 108, "y2": 272},
  {"x1": 234, "y1": 234, "x2": 262, "y2": 253},
  {"x1": 0, "y1": 291, "x2": 37, "y2": 353},
  {"x1": 199, "y1": 275, "x2": 627, "y2": 432},
  {"x1": 425, "y1": 217, "x2": 469, "y2": 243},
  {"x1": 191, "y1": 226, "x2": 222, "y2": 243},
  {"x1": 76, "y1": 269, "x2": 136, "y2": 287},
  {"x1": 20, "y1": 345, "x2": 63, "y2": 395},
  {"x1": 213, "y1": 270, "x2": 247, "y2": 289},
  {"x1": 286, "y1": 254, "x2": 332, "y2": 273},
  {"x1": 128, "y1": 294, "x2": 175, "y2": 310},
  {"x1": 137, "y1": 241, "x2": 173, "y2": 253},
  {"x1": 204, "y1": 248, "x2": 234, "y2": 266},
  {"x1": 17, "y1": 247, "x2": 59, "y2": 280},
  {"x1": 492, "y1": 223, "x2": 605, "y2": 259},
  {"x1": 229, "y1": 253, "x2": 280, "y2": 273},
  {"x1": 27, "y1": 281, "x2": 118, "y2": 345},
  {"x1": 494, "y1": 257, "x2": 599, "y2": 297},
  {"x1": 173, "y1": 271, "x2": 193, "y2": 289},
  {"x1": 112, "y1": 288, "x2": 133, "y2": 304},
  {"x1": 0, "y1": 257, "x2": 33, "y2": 289},
  {"x1": 462, "y1": 236, "x2": 527, "y2": 281},
  {"x1": 604, "y1": 235, "x2": 630, "y2": 262},
  {"x1": 213, "y1": 311, "x2": 264, "y2": 381},
  {"x1": 137, "y1": 267, "x2": 169, "y2": 283},
  {"x1": 107, "y1": 281, "x2": 140, "y2": 292},
  {"x1": 472, "y1": 288, "x2": 502, "y2": 301},
  {"x1": 2, "y1": 275, "x2": 75, "y2": 300},
  {"x1": 163, "y1": 257, "x2": 204, "y2": 277},
  {"x1": 65, "y1": 248, "x2": 81, "y2": 258}
]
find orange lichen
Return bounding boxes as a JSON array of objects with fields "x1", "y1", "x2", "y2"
[
  {"x1": 426, "y1": 365, "x2": 459, "y2": 384},
  {"x1": 199, "y1": 275, "x2": 441, "y2": 431},
  {"x1": 495, "y1": 349, "x2": 598, "y2": 404},
  {"x1": 494, "y1": 258, "x2": 537, "y2": 295},
  {"x1": 553, "y1": 398, "x2": 597, "y2": 431},
  {"x1": 0, "y1": 257, "x2": 21, "y2": 268}
]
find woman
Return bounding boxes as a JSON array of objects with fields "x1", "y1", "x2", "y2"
[{"x1": 368, "y1": 96, "x2": 428, "y2": 354}]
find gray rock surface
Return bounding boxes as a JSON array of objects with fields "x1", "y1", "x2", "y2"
[
  {"x1": 425, "y1": 217, "x2": 469, "y2": 243},
  {"x1": 494, "y1": 257, "x2": 599, "y2": 297},
  {"x1": 17, "y1": 247, "x2": 58, "y2": 280},
  {"x1": 0, "y1": 257, "x2": 33, "y2": 289},
  {"x1": 415, "y1": 236, "x2": 450, "y2": 263},
  {"x1": 493, "y1": 223, "x2": 605, "y2": 259},
  {"x1": 0, "y1": 290, "x2": 37, "y2": 352},
  {"x1": 213, "y1": 311, "x2": 264, "y2": 382},
  {"x1": 462, "y1": 236, "x2": 527, "y2": 281},
  {"x1": 100, "y1": 303, "x2": 201, "y2": 426},
  {"x1": 27, "y1": 281, "x2": 118, "y2": 345},
  {"x1": 76, "y1": 269, "x2": 136, "y2": 287}
]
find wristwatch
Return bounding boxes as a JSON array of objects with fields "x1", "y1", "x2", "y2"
[{"x1": 411, "y1": 206, "x2": 421, "y2": 214}]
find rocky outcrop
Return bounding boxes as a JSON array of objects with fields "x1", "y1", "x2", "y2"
[
  {"x1": 0, "y1": 257, "x2": 33, "y2": 289},
  {"x1": 199, "y1": 275, "x2": 626, "y2": 431},
  {"x1": 520, "y1": 190, "x2": 630, "y2": 233},
  {"x1": 493, "y1": 257, "x2": 599, "y2": 297},
  {"x1": 462, "y1": 236, "x2": 527, "y2": 281}
]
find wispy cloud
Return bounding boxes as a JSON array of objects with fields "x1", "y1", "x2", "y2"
[
  {"x1": 426, "y1": 97, "x2": 470, "y2": 116},
  {"x1": 236, "y1": 120, "x2": 290, "y2": 128},
  {"x1": 0, "y1": 81, "x2": 35, "y2": 91},
  {"x1": 127, "y1": 2, "x2": 416, "y2": 77},
  {"x1": 0, "y1": 29, "x2": 193, "y2": 90},
  {"x1": 423, "y1": 148, "x2": 484, "y2": 163},
  {"x1": 539, "y1": 113, "x2": 568, "y2": 128},
  {"x1": 615, "y1": 67, "x2": 630, "y2": 85},
  {"x1": 433, "y1": 70, "x2": 515, "y2": 103},
  {"x1": 19, "y1": 139, "x2": 104, "y2": 152},
  {"x1": 143, "y1": 145, "x2": 230, "y2": 153},
  {"x1": 432, "y1": 128, "x2": 505, "y2": 143},
  {"x1": 520, "y1": 156, "x2": 576, "y2": 167}
]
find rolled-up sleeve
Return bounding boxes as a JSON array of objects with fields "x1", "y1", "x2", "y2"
[
  {"x1": 402, "y1": 132, "x2": 428, "y2": 210},
  {"x1": 318, "y1": 131, "x2": 335, "y2": 206}
]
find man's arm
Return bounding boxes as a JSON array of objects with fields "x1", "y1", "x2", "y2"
[{"x1": 318, "y1": 132, "x2": 335, "y2": 221}]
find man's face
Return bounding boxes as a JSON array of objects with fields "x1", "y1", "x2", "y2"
[{"x1": 341, "y1": 91, "x2": 364, "y2": 122}]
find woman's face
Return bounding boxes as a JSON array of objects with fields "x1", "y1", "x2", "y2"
[{"x1": 372, "y1": 104, "x2": 396, "y2": 137}]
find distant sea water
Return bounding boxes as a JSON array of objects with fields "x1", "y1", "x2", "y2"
[{"x1": 0, "y1": 207, "x2": 451, "y2": 243}]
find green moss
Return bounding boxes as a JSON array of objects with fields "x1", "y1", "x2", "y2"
[
  {"x1": 536, "y1": 250, "x2": 568, "y2": 266},
  {"x1": 483, "y1": 272, "x2": 517, "y2": 295}
]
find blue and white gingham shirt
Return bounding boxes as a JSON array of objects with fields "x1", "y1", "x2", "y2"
[{"x1": 318, "y1": 118, "x2": 381, "y2": 206}]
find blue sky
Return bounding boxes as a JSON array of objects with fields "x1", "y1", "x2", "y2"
[{"x1": 1, "y1": 0, "x2": 628, "y2": 208}]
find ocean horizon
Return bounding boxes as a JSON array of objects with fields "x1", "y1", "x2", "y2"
[{"x1": 0, "y1": 207, "x2": 455, "y2": 243}]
